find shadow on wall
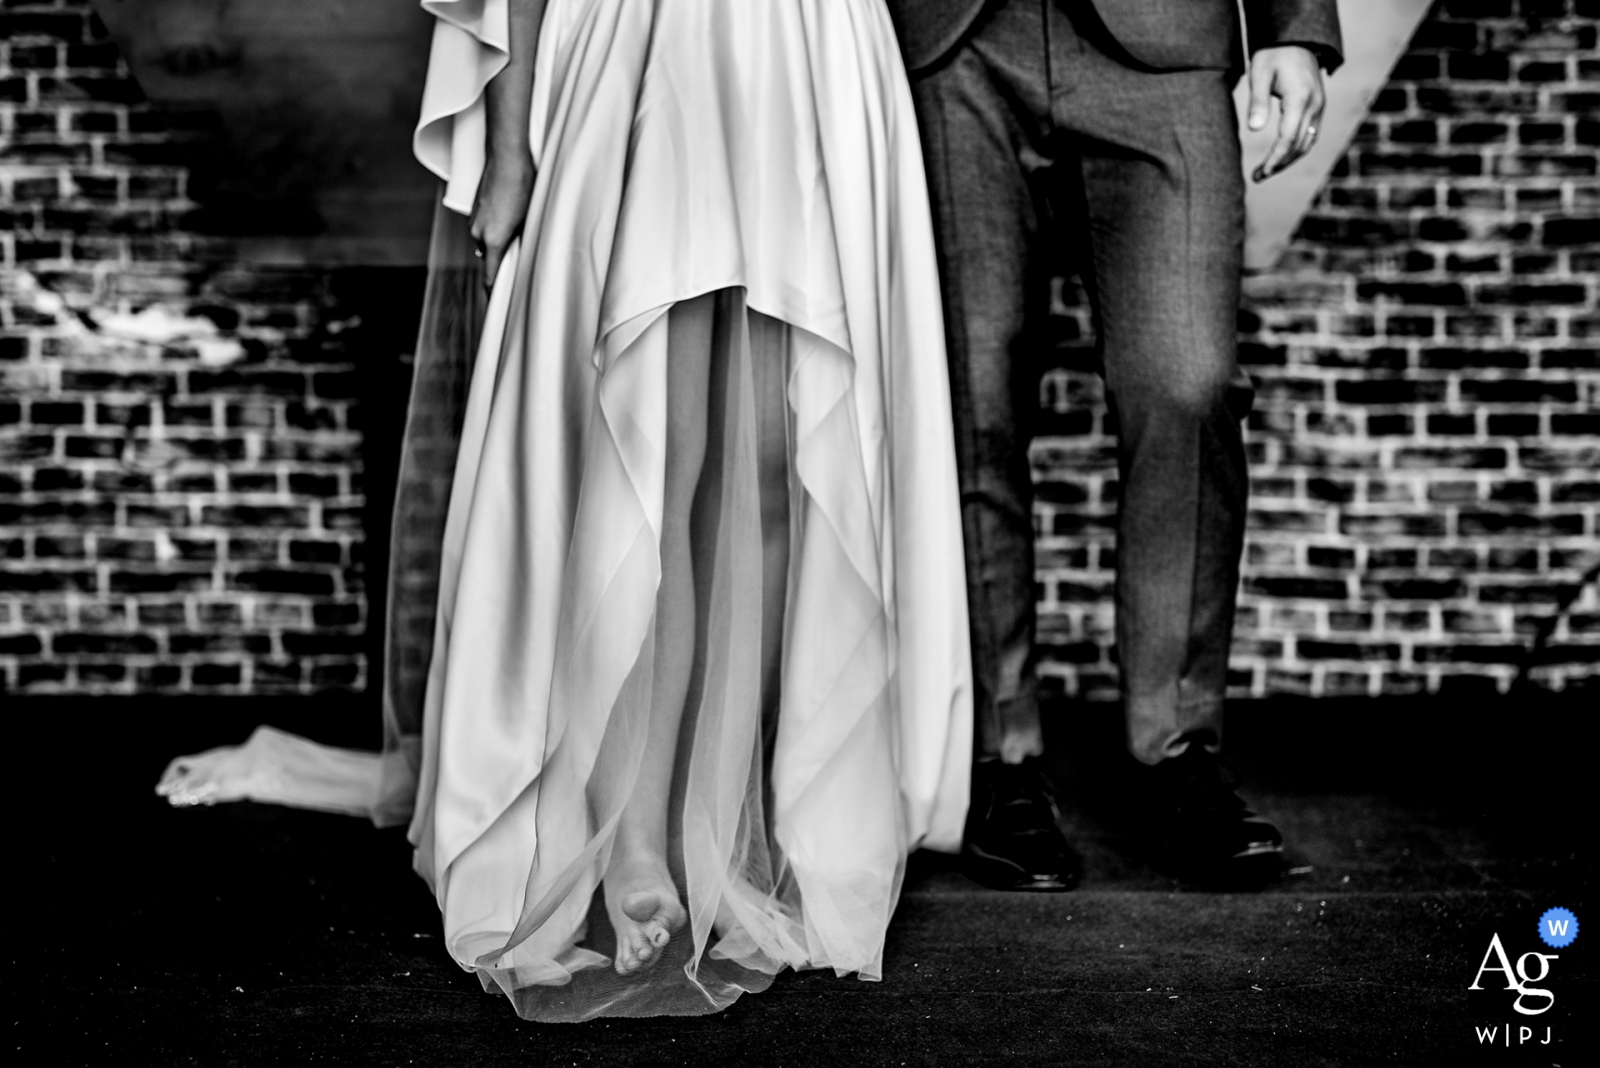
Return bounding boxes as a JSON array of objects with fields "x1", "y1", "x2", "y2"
[{"x1": 91, "y1": 0, "x2": 436, "y2": 264}]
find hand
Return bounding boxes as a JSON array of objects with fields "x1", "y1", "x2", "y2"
[
  {"x1": 469, "y1": 150, "x2": 536, "y2": 290},
  {"x1": 1246, "y1": 45, "x2": 1326, "y2": 183}
]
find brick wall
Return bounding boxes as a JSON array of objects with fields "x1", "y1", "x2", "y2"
[
  {"x1": 1, "y1": 0, "x2": 368, "y2": 693},
  {"x1": 1037, "y1": 0, "x2": 1600, "y2": 699},
  {"x1": 3, "y1": 0, "x2": 1597, "y2": 699}
]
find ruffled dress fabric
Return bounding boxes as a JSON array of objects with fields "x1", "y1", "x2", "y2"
[{"x1": 377, "y1": 0, "x2": 973, "y2": 1020}]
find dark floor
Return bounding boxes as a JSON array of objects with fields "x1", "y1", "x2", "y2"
[{"x1": 8, "y1": 695, "x2": 1593, "y2": 1067}]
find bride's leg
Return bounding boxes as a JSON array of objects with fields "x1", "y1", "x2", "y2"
[
  {"x1": 606, "y1": 293, "x2": 714, "y2": 975},
  {"x1": 753, "y1": 324, "x2": 791, "y2": 744}
]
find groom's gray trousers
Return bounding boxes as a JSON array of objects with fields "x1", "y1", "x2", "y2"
[{"x1": 908, "y1": 0, "x2": 1253, "y2": 765}]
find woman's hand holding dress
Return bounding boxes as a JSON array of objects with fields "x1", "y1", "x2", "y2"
[{"x1": 470, "y1": 151, "x2": 535, "y2": 291}]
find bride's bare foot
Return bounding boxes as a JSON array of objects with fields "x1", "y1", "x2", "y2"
[{"x1": 603, "y1": 849, "x2": 686, "y2": 976}]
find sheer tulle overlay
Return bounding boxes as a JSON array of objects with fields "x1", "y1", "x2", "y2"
[{"x1": 160, "y1": 0, "x2": 973, "y2": 1021}]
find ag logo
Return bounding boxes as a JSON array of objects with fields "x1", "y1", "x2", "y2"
[
  {"x1": 1468, "y1": 932, "x2": 1557, "y2": 1016},
  {"x1": 1466, "y1": 908, "x2": 1581, "y2": 1059}
]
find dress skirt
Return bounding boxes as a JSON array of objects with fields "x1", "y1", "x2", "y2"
[{"x1": 380, "y1": 0, "x2": 974, "y2": 1020}]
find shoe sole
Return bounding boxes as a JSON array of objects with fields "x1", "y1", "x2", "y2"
[{"x1": 961, "y1": 846, "x2": 1081, "y2": 892}]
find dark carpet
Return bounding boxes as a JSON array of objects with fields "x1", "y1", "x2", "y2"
[{"x1": 8, "y1": 695, "x2": 1592, "y2": 1067}]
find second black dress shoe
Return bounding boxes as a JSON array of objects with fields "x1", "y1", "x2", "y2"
[
  {"x1": 961, "y1": 758, "x2": 1082, "y2": 891},
  {"x1": 1128, "y1": 746, "x2": 1284, "y2": 887}
]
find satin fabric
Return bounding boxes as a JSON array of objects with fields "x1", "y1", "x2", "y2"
[{"x1": 390, "y1": 0, "x2": 973, "y2": 1019}]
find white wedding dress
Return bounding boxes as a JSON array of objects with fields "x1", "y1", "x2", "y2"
[{"x1": 160, "y1": 0, "x2": 972, "y2": 1021}]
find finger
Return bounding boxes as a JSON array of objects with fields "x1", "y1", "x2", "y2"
[
  {"x1": 1254, "y1": 129, "x2": 1292, "y2": 183},
  {"x1": 1284, "y1": 99, "x2": 1324, "y2": 173},
  {"x1": 482, "y1": 241, "x2": 502, "y2": 293},
  {"x1": 472, "y1": 244, "x2": 488, "y2": 289},
  {"x1": 1246, "y1": 61, "x2": 1272, "y2": 132},
  {"x1": 1276, "y1": 124, "x2": 1311, "y2": 176},
  {"x1": 1294, "y1": 112, "x2": 1321, "y2": 163},
  {"x1": 1291, "y1": 73, "x2": 1326, "y2": 156},
  {"x1": 467, "y1": 227, "x2": 487, "y2": 278},
  {"x1": 1258, "y1": 89, "x2": 1310, "y2": 181},
  {"x1": 1298, "y1": 94, "x2": 1327, "y2": 159},
  {"x1": 480, "y1": 244, "x2": 499, "y2": 289}
]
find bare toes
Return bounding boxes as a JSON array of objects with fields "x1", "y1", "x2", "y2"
[
  {"x1": 605, "y1": 862, "x2": 685, "y2": 975},
  {"x1": 614, "y1": 934, "x2": 657, "y2": 976}
]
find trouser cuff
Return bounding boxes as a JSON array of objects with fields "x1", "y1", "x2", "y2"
[{"x1": 976, "y1": 692, "x2": 1045, "y2": 764}]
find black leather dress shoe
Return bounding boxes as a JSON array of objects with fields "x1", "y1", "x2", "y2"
[
  {"x1": 1129, "y1": 747, "x2": 1284, "y2": 887},
  {"x1": 961, "y1": 758, "x2": 1082, "y2": 892}
]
